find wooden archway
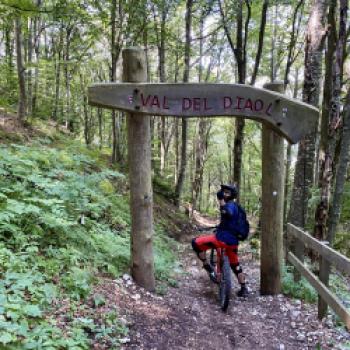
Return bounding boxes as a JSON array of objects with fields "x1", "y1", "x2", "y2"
[{"x1": 88, "y1": 48, "x2": 318, "y2": 293}]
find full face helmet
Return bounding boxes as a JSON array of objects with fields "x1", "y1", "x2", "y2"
[{"x1": 220, "y1": 184, "x2": 238, "y2": 201}]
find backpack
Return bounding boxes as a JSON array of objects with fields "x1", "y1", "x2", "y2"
[{"x1": 233, "y1": 204, "x2": 250, "y2": 241}]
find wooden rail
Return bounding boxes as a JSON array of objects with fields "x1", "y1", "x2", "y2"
[{"x1": 286, "y1": 223, "x2": 350, "y2": 331}]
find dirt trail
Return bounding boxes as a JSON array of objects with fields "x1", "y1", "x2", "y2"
[{"x1": 109, "y1": 231, "x2": 349, "y2": 350}]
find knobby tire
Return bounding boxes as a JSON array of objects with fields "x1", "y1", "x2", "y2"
[{"x1": 219, "y1": 255, "x2": 232, "y2": 312}]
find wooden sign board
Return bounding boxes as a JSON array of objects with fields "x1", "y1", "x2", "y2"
[{"x1": 88, "y1": 83, "x2": 319, "y2": 143}]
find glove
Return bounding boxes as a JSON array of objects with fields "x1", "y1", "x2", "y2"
[{"x1": 216, "y1": 190, "x2": 224, "y2": 200}]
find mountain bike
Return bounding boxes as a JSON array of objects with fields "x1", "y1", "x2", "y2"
[{"x1": 198, "y1": 227, "x2": 232, "y2": 312}]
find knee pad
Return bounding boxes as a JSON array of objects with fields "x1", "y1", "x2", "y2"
[{"x1": 231, "y1": 263, "x2": 243, "y2": 276}]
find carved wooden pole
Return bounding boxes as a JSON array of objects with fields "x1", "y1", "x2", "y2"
[
  {"x1": 123, "y1": 48, "x2": 155, "y2": 291},
  {"x1": 260, "y1": 82, "x2": 285, "y2": 294}
]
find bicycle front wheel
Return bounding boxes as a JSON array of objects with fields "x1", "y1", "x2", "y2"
[{"x1": 219, "y1": 255, "x2": 232, "y2": 312}]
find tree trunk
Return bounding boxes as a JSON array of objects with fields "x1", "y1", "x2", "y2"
[
  {"x1": 174, "y1": 0, "x2": 193, "y2": 207},
  {"x1": 15, "y1": 16, "x2": 26, "y2": 120},
  {"x1": 284, "y1": 69, "x2": 300, "y2": 226},
  {"x1": 218, "y1": 0, "x2": 250, "y2": 194},
  {"x1": 53, "y1": 25, "x2": 63, "y2": 121},
  {"x1": 327, "y1": 88, "x2": 350, "y2": 264},
  {"x1": 111, "y1": 0, "x2": 123, "y2": 163},
  {"x1": 288, "y1": 0, "x2": 328, "y2": 280},
  {"x1": 98, "y1": 108, "x2": 103, "y2": 149},
  {"x1": 270, "y1": 3, "x2": 277, "y2": 81},
  {"x1": 191, "y1": 9, "x2": 212, "y2": 213},
  {"x1": 233, "y1": 0, "x2": 250, "y2": 195},
  {"x1": 124, "y1": 48, "x2": 155, "y2": 291},
  {"x1": 32, "y1": 15, "x2": 41, "y2": 116},
  {"x1": 64, "y1": 27, "x2": 72, "y2": 128},
  {"x1": 318, "y1": 89, "x2": 350, "y2": 319},
  {"x1": 5, "y1": 20, "x2": 15, "y2": 97},
  {"x1": 283, "y1": 0, "x2": 304, "y2": 88},
  {"x1": 27, "y1": 18, "x2": 33, "y2": 116},
  {"x1": 317, "y1": 0, "x2": 337, "y2": 187},
  {"x1": 316, "y1": 0, "x2": 348, "y2": 319},
  {"x1": 250, "y1": 0, "x2": 268, "y2": 86}
]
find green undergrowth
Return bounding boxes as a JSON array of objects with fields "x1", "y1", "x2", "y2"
[
  {"x1": 282, "y1": 265, "x2": 318, "y2": 303},
  {"x1": 282, "y1": 265, "x2": 350, "y2": 330},
  {"x1": 0, "y1": 137, "x2": 179, "y2": 349}
]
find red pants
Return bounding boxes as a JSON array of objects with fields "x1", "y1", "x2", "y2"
[{"x1": 192, "y1": 234, "x2": 239, "y2": 265}]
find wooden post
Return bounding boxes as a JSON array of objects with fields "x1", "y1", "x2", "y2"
[
  {"x1": 260, "y1": 82, "x2": 285, "y2": 294},
  {"x1": 123, "y1": 48, "x2": 155, "y2": 291}
]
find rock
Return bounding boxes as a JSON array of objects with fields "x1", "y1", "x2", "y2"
[
  {"x1": 294, "y1": 299, "x2": 302, "y2": 306},
  {"x1": 280, "y1": 305, "x2": 288, "y2": 313},
  {"x1": 279, "y1": 344, "x2": 285, "y2": 350},
  {"x1": 290, "y1": 310, "x2": 301, "y2": 320},
  {"x1": 291, "y1": 322, "x2": 297, "y2": 329},
  {"x1": 296, "y1": 333, "x2": 306, "y2": 342},
  {"x1": 123, "y1": 274, "x2": 132, "y2": 281},
  {"x1": 119, "y1": 337, "x2": 131, "y2": 344}
]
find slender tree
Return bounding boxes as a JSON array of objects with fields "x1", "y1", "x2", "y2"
[
  {"x1": 15, "y1": 16, "x2": 26, "y2": 120},
  {"x1": 174, "y1": 0, "x2": 193, "y2": 207}
]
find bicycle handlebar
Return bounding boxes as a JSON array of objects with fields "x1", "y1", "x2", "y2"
[{"x1": 197, "y1": 225, "x2": 218, "y2": 232}]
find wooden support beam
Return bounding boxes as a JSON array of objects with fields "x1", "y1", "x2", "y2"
[
  {"x1": 260, "y1": 82, "x2": 285, "y2": 295},
  {"x1": 124, "y1": 48, "x2": 155, "y2": 291},
  {"x1": 287, "y1": 223, "x2": 350, "y2": 276},
  {"x1": 288, "y1": 251, "x2": 350, "y2": 331}
]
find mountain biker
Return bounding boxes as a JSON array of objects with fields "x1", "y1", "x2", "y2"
[{"x1": 191, "y1": 184, "x2": 248, "y2": 297}]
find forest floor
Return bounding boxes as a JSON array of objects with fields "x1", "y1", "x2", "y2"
[{"x1": 88, "y1": 213, "x2": 350, "y2": 350}]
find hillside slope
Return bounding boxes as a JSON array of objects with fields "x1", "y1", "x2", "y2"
[{"x1": 0, "y1": 120, "x2": 183, "y2": 349}]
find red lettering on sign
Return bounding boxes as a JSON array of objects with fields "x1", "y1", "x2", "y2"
[
  {"x1": 163, "y1": 96, "x2": 169, "y2": 109},
  {"x1": 182, "y1": 98, "x2": 192, "y2": 111},
  {"x1": 244, "y1": 98, "x2": 253, "y2": 111},
  {"x1": 193, "y1": 98, "x2": 201, "y2": 111},
  {"x1": 234, "y1": 96, "x2": 244, "y2": 110},
  {"x1": 254, "y1": 99, "x2": 264, "y2": 112},
  {"x1": 151, "y1": 95, "x2": 160, "y2": 108},
  {"x1": 141, "y1": 93, "x2": 151, "y2": 106},
  {"x1": 265, "y1": 102, "x2": 273, "y2": 116},
  {"x1": 223, "y1": 96, "x2": 232, "y2": 109},
  {"x1": 204, "y1": 98, "x2": 212, "y2": 110}
]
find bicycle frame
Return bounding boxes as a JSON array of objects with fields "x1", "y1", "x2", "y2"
[{"x1": 210, "y1": 247, "x2": 225, "y2": 283}]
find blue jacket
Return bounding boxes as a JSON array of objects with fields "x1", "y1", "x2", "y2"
[{"x1": 216, "y1": 201, "x2": 239, "y2": 245}]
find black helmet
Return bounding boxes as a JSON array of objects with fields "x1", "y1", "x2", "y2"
[{"x1": 220, "y1": 184, "x2": 238, "y2": 200}]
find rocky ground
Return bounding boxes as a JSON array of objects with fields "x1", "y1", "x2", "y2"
[{"x1": 87, "y1": 236, "x2": 350, "y2": 350}]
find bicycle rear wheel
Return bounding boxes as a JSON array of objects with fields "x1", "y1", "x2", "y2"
[{"x1": 219, "y1": 255, "x2": 232, "y2": 311}]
